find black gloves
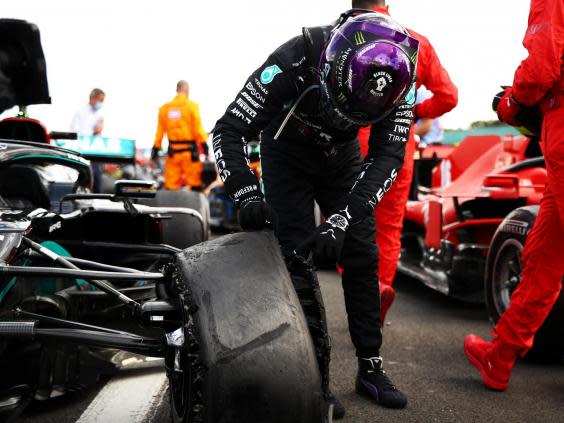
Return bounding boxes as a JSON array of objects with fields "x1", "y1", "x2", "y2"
[
  {"x1": 493, "y1": 86, "x2": 543, "y2": 137},
  {"x1": 298, "y1": 212, "x2": 349, "y2": 263},
  {"x1": 239, "y1": 200, "x2": 277, "y2": 230},
  {"x1": 224, "y1": 172, "x2": 275, "y2": 230},
  {"x1": 151, "y1": 146, "x2": 160, "y2": 162}
]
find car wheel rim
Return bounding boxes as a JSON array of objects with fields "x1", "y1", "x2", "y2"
[
  {"x1": 168, "y1": 344, "x2": 193, "y2": 420},
  {"x1": 492, "y1": 239, "x2": 523, "y2": 317}
]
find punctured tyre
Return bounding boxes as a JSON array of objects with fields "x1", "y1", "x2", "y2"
[{"x1": 169, "y1": 231, "x2": 324, "y2": 423}]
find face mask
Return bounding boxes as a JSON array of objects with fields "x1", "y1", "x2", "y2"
[{"x1": 93, "y1": 101, "x2": 103, "y2": 111}]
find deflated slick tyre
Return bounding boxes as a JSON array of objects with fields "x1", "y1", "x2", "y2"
[
  {"x1": 169, "y1": 231, "x2": 324, "y2": 423},
  {"x1": 140, "y1": 190, "x2": 210, "y2": 249},
  {"x1": 485, "y1": 206, "x2": 564, "y2": 358}
]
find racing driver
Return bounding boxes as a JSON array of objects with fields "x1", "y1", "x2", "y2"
[
  {"x1": 353, "y1": 0, "x2": 458, "y2": 323},
  {"x1": 465, "y1": 0, "x2": 564, "y2": 391},
  {"x1": 213, "y1": 10, "x2": 419, "y2": 415}
]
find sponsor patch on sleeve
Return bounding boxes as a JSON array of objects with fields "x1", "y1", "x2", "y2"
[
  {"x1": 405, "y1": 83, "x2": 416, "y2": 105},
  {"x1": 260, "y1": 65, "x2": 283, "y2": 84}
]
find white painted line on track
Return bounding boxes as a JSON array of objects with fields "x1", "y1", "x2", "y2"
[{"x1": 76, "y1": 366, "x2": 167, "y2": 423}]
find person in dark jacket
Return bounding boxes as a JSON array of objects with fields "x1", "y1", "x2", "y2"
[{"x1": 213, "y1": 11, "x2": 419, "y2": 415}]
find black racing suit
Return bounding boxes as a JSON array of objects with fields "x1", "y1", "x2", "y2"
[{"x1": 213, "y1": 27, "x2": 415, "y2": 389}]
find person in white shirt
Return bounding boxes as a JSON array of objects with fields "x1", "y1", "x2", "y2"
[
  {"x1": 414, "y1": 86, "x2": 444, "y2": 145},
  {"x1": 70, "y1": 88, "x2": 105, "y2": 191}
]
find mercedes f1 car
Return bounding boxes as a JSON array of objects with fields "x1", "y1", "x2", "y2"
[
  {"x1": 0, "y1": 18, "x2": 327, "y2": 422},
  {"x1": 0, "y1": 139, "x2": 325, "y2": 423}
]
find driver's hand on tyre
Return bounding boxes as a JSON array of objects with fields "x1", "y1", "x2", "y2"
[
  {"x1": 298, "y1": 213, "x2": 348, "y2": 263},
  {"x1": 239, "y1": 200, "x2": 277, "y2": 231}
]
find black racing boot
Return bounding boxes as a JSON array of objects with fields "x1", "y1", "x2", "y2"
[
  {"x1": 328, "y1": 391, "x2": 345, "y2": 420},
  {"x1": 355, "y1": 356, "x2": 407, "y2": 409}
]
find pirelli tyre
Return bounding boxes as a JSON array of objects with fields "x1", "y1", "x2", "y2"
[
  {"x1": 485, "y1": 206, "x2": 564, "y2": 358},
  {"x1": 140, "y1": 190, "x2": 210, "y2": 249},
  {"x1": 167, "y1": 231, "x2": 324, "y2": 423}
]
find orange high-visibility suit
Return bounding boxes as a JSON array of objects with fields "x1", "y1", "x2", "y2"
[{"x1": 154, "y1": 94, "x2": 208, "y2": 190}]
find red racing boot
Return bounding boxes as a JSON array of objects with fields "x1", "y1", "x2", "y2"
[
  {"x1": 380, "y1": 284, "x2": 396, "y2": 324},
  {"x1": 464, "y1": 334, "x2": 518, "y2": 391}
]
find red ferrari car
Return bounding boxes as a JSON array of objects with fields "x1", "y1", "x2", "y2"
[
  {"x1": 401, "y1": 131, "x2": 564, "y2": 355},
  {"x1": 401, "y1": 133, "x2": 545, "y2": 301}
]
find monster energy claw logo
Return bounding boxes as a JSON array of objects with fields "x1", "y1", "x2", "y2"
[
  {"x1": 337, "y1": 92, "x2": 347, "y2": 103},
  {"x1": 354, "y1": 32, "x2": 366, "y2": 46},
  {"x1": 260, "y1": 65, "x2": 283, "y2": 84}
]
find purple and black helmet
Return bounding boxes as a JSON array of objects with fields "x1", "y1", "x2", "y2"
[{"x1": 320, "y1": 12, "x2": 419, "y2": 129}]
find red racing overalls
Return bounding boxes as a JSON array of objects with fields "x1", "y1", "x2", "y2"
[
  {"x1": 494, "y1": 0, "x2": 564, "y2": 354},
  {"x1": 358, "y1": 6, "x2": 458, "y2": 287}
]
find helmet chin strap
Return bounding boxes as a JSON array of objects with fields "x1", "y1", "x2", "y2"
[{"x1": 273, "y1": 85, "x2": 319, "y2": 140}]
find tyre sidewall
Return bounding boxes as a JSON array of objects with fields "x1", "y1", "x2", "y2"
[
  {"x1": 485, "y1": 206, "x2": 564, "y2": 358},
  {"x1": 485, "y1": 206, "x2": 538, "y2": 324}
]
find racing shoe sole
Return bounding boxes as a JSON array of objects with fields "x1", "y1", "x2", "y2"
[
  {"x1": 355, "y1": 378, "x2": 407, "y2": 409},
  {"x1": 464, "y1": 338, "x2": 508, "y2": 391}
]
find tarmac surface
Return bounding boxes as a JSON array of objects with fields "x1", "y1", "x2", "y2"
[
  {"x1": 324, "y1": 271, "x2": 564, "y2": 423},
  {"x1": 18, "y1": 269, "x2": 564, "y2": 422}
]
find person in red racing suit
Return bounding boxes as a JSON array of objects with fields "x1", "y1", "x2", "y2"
[
  {"x1": 213, "y1": 11, "x2": 419, "y2": 415},
  {"x1": 465, "y1": 0, "x2": 564, "y2": 391},
  {"x1": 353, "y1": 0, "x2": 458, "y2": 322}
]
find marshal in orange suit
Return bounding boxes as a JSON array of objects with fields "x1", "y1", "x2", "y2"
[{"x1": 152, "y1": 80, "x2": 208, "y2": 190}]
